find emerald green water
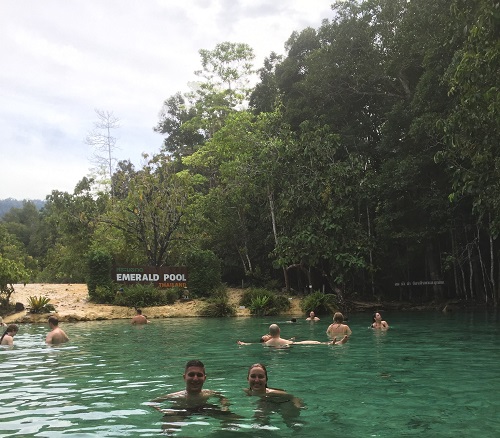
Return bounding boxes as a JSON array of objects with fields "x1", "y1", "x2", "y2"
[{"x1": 1, "y1": 311, "x2": 499, "y2": 437}]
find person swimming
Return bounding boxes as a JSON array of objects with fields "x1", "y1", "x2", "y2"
[
  {"x1": 1, "y1": 324, "x2": 19, "y2": 346},
  {"x1": 326, "y1": 312, "x2": 352, "y2": 338},
  {"x1": 371, "y1": 312, "x2": 389, "y2": 329}
]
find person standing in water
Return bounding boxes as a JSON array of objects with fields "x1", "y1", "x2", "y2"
[
  {"x1": 371, "y1": 312, "x2": 389, "y2": 329},
  {"x1": 1, "y1": 324, "x2": 19, "y2": 346},
  {"x1": 131, "y1": 308, "x2": 150, "y2": 324},
  {"x1": 46, "y1": 316, "x2": 69, "y2": 344},
  {"x1": 326, "y1": 312, "x2": 352, "y2": 338},
  {"x1": 306, "y1": 311, "x2": 320, "y2": 321},
  {"x1": 245, "y1": 363, "x2": 304, "y2": 429}
]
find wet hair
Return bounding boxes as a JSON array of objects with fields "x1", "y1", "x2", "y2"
[
  {"x1": 333, "y1": 312, "x2": 344, "y2": 323},
  {"x1": 1, "y1": 324, "x2": 19, "y2": 343},
  {"x1": 185, "y1": 360, "x2": 205, "y2": 373},
  {"x1": 372, "y1": 312, "x2": 381, "y2": 323},
  {"x1": 290, "y1": 318, "x2": 297, "y2": 323},
  {"x1": 136, "y1": 308, "x2": 143, "y2": 315},
  {"x1": 48, "y1": 316, "x2": 59, "y2": 326}
]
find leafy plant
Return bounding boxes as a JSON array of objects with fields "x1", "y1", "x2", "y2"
[
  {"x1": 249, "y1": 295, "x2": 270, "y2": 316},
  {"x1": 27, "y1": 296, "x2": 56, "y2": 314},
  {"x1": 181, "y1": 249, "x2": 222, "y2": 297},
  {"x1": 300, "y1": 291, "x2": 338, "y2": 316},
  {"x1": 198, "y1": 297, "x2": 236, "y2": 317},
  {"x1": 241, "y1": 288, "x2": 291, "y2": 316}
]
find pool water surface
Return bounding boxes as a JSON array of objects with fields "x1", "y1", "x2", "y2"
[{"x1": 1, "y1": 311, "x2": 499, "y2": 437}]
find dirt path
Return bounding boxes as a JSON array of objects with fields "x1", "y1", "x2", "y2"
[{"x1": 2, "y1": 284, "x2": 304, "y2": 324}]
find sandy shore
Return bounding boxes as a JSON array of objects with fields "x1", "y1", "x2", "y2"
[{"x1": 2, "y1": 283, "x2": 303, "y2": 324}]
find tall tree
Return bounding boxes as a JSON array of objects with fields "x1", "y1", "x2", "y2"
[
  {"x1": 86, "y1": 109, "x2": 120, "y2": 198},
  {"x1": 155, "y1": 42, "x2": 256, "y2": 159},
  {"x1": 106, "y1": 155, "x2": 197, "y2": 267}
]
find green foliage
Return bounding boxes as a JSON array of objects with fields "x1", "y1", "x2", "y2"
[
  {"x1": 300, "y1": 291, "x2": 338, "y2": 316},
  {"x1": 113, "y1": 284, "x2": 177, "y2": 307},
  {"x1": 91, "y1": 285, "x2": 116, "y2": 304},
  {"x1": 183, "y1": 249, "x2": 222, "y2": 297},
  {"x1": 0, "y1": 255, "x2": 30, "y2": 309},
  {"x1": 86, "y1": 249, "x2": 113, "y2": 298},
  {"x1": 249, "y1": 295, "x2": 271, "y2": 316},
  {"x1": 198, "y1": 295, "x2": 236, "y2": 317},
  {"x1": 240, "y1": 288, "x2": 291, "y2": 316},
  {"x1": 27, "y1": 295, "x2": 55, "y2": 313}
]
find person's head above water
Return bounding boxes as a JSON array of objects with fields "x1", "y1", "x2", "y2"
[
  {"x1": 333, "y1": 312, "x2": 344, "y2": 323},
  {"x1": 48, "y1": 316, "x2": 60, "y2": 327},
  {"x1": 247, "y1": 363, "x2": 268, "y2": 392},
  {"x1": 372, "y1": 312, "x2": 382, "y2": 322},
  {"x1": 183, "y1": 360, "x2": 206, "y2": 394},
  {"x1": 269, "y1": 324, "x2": 280, "y2": 337}
]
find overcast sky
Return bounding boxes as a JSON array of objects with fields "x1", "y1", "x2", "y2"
[{"x1": 0, "y1": 0, "x2": 334, "y2": 200}]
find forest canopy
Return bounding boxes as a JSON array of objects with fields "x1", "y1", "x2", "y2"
[{"x1": 1, "y1": 0, "x2": 499, "y2": 307}]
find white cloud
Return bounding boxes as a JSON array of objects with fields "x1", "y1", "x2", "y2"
[{"x1": 0, "y1": 0, "x2": 333, "y2": 199}]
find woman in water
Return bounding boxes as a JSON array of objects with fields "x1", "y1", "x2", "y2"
[
  {"x1": 371, "y1": 312, "x2": 389, "y2": 329},
  {"x1": 245, "y1": 363, "x2": 303, "y2": 428},
  {"x1": 326, "y1": 312, "x2": 352, "y2": 338},
  {"x1": 1, "y1": 324, "x2": 19, "y2": 346}
]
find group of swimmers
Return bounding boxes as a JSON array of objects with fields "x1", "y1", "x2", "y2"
[
  {"x1": 0, "y1": 316, "x2": 69, "y2": 346},
  {"x1": 236, "y1": 311, "x2": 389, "y2": 348},
  {"x1": 149, "y1": 310, "x2": 389, "y2": 431},
  {"x1": 149, "y1": 359, "x2": 304, "y2": 432}
]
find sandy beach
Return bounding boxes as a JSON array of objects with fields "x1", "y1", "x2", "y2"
[{"x1": 2, "y1": 283, "x2": 303, "y2": 324}]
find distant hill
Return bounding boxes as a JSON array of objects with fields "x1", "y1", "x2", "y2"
[{"x1": 0, "y1": 198, "x2": 46, "y2": 218}]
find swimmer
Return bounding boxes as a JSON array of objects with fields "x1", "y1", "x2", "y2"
[
  {"x1": 326, "y1": 312, "x2": 352, "y2": 338},
  {"x1": 263, "y1": 324, "x2": 347, "y2": 347},
  {"x1": 237, "y1": 333, "x2": 295, "y2": 345},
  {"x1": 1, "y1": 324, "x2": 19, "y2": 346},
  {"x1": 306, "y1": 311, "x2": 320, "y2": 321},
  {"x1": 150, "y1": 360, "x2": 235, "y2": 433},
  {"x1": 46, "y1": 316, "x2": 69, "y2": 344},
  {"x1": 245, "y1": 363, "x2": 304, "y2": 428},
  {"x1": 131, "y1": 308, "x2": 150, "y2": 324},
  {"x1": 371, "y1": 312, "x2": 389, "y2": 329}
]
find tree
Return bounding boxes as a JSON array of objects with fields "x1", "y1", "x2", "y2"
[
  {"x1": 155, "y1": 42, "x2": 256, "y2": 159},
  {"x1": 106, "y1": 154, "x2": 197, "y2": 267},
  {"x1": 0, "y1": 255, "x2": 30, "y2": 309},
  {"x1": 86, "y1": 109, "x2": 120, "y2": 198}
]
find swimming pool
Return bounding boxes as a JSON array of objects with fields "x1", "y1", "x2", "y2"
[{"x1": 1, "y1": 311, "x2": 499, "y2": 437}]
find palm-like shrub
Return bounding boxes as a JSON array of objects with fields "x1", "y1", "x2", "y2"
[
  {"x1": 27, "y1": 296, "x2": 56, "y2": 313},
  {"x1": 300, "y1": 291, "x2": 338, "y2": 316},
  {"x1": 241, "y1": 288, "x2": 291, "y2": 316},
  {"x1": 249, "y1": 295, "x2": 270, "y2": 316}
]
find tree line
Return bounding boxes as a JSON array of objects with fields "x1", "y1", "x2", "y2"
[{"x1": 1, "y1": 0, "x2": 498, "y2": 307}]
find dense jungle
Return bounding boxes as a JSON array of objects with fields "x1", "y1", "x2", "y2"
[{"x1": 1, "y1": 0, "x2": 499, "y2": 310}]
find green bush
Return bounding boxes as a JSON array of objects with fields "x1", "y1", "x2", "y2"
[
  {"x1": 198, "y1": 297, "x2": 236, "y2": 317},
  {"x1": 300, "y1": 291, "x2": 338, "y2": 315},
  {"x1": 92, "y1": 285, "x2": 116, "y2": 304},
  {"x1": 182, "y1": 249, "x2": 222, "y2": 297},
  {"x1": 113, "y1": 284, "x2": 177, "y2": 307},
  {"x1": 86, "y1": 250, "x2": 113, "y2": 299},
  {"x1": 249, "y1": 295, "x2": 270, "y2": 316},
  {"x1": 240, "y1": 288, "x2": 291, "y2": 316}
]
